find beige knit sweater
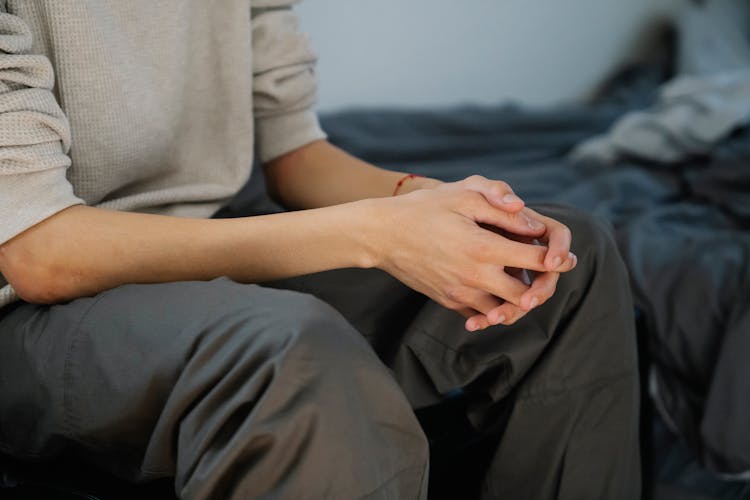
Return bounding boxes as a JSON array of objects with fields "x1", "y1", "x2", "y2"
[{"x1": 0, "y1": 0, "x2": 326, "y2": 308}]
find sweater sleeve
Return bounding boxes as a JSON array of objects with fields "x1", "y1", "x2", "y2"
[
  {"x1": 0, "y1": 6, "x2": 83, "y2": 245},
  {"x1": 251, "y1": 0, "x2": 327, "y2": 163}
]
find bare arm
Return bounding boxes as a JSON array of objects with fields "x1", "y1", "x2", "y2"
[
  {"x1": 0, "y1": 202, "x2": 376, "y2": 304},
  {"x1": 0, "y1": 170, "x2": 575, "y2": 333},
  {"x1": 263, "y1": 139, "x2": 578, "y2": 331},
  {"x1": 264, "y1": 139, "x2": 441, "y2": 209}
]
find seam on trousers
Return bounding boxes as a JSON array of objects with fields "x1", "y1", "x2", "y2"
[
  {"x1": 138, "y1": 467, "x2": 174, "y2": 478},
  {"x1": 62, "y1": 293, "x2": 110, "y2": 438},
  {"x1": 358, "y1": 464, "x2": 426, "y2": 500},
  {"x1": 414, "y1": 327, "x2": 512, "y2": 366},
  {"x1": 515, "y1": 369, "x2": 636, "y2": 401}
]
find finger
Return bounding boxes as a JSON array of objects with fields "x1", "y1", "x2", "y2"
[
  {"x1": 487, "y1": 272, "x2": 561, "y2": 324},
  {"x1": 523, "y1": 208, "x2": 575, "y2": 271},
  {"x1": 451, "y1": 287, "x2": 506, "y2": 332},
  {"x1": 458, "y1": 307, "x2": 494, "y2": 333},
  {"x1": 477, "y1": 234, "x2": 576, "y2": 273},
  {"x1": 472, "y1": 205, "x2": 546, "y2": 239},
  {"x1": 447, "y1": 287, "x2": 505, "y2": 315},
  {"x1": 486, "y1": 301, "x2": 528, "y2": 326},
  {"x1": 466, "y1": 313, "x2": 492, "y2": 332},
  {"x1": 460, "y1": 175, "x2": 526, "y2": 213},
  {"x1": 470, "y1": 266, "x2": 530, "y2": 307},
  {"x1": 457, "y1": 307, "x2": 481, "y2": 320},
  {"x1": 519, "y1": 271, "x2": 560, "y2": 311}
]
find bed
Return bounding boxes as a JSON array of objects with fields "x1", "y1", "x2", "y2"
[{"x1": 312, "y1": 65, "x2": 750, "y2": 499}]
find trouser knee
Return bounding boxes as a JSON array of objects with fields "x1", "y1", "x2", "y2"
[
  {"x1": 528, "y1": 205, "x2": 639, "y2": 385},
  {"x1": 178, "y1": 289, "x2": 429, "y2": 499}
]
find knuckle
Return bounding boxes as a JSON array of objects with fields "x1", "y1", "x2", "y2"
[
  {"x1": 440, "y1": 296, "x2": 461, "y2": 310},
  {"x1": 493, "y1": 180, "x2": 510, "y2": 193},
  {"x1": 508, "y1": 290, "x2": 526, "y2": 305},
  {"x1": 462, "y1": 190, "x2": 485, "y2": 205},
  {"x1": 525, "y1": 247, "x2": 546, "y2": 270},
  {"x1": 444, "y1": 287, "x2": 467, "y2": 305},
  {"x1": 459, "y1": 268, "x2": 483, "y2": 288},
  {"x1": 468, "y1": 241, "x2": 491, "y2": 261},
  {"x1": 452, "y1": 189, "x2": 477, "y2": 208}
]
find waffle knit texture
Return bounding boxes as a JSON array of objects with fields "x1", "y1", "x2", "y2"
[{"x1": 0, "y1": 0, "x2": 326, "y2": 307}]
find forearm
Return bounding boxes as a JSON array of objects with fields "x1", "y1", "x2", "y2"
[
  {"x1": 0, "y1": 203, "x2": 377, "y2": 304},
  {"x1": 264, "y1": 140, "x2": 441, "y2": 209}
]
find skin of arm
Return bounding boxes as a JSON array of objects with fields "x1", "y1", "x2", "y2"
[
  {"x1": 263, "y1": 139, "x2": 443, "y2": 208},
  {"x1": 0, "y1": 140, "x2": 575, "y2": 332},
  {"x1": 264, "y1": 140, "x2": 577, "y2": 330}
]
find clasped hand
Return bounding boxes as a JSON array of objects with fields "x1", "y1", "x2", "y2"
[{"x1": 374, "y1": 175, "x2": 576, "y2": 332}]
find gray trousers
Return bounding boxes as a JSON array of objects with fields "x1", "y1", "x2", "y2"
[{"x1": 0, "y1": 205, "x2": 640, "y2": 499}]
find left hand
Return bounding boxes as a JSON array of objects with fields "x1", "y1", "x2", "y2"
[
  {"x1": 465, "y1": 207, "x2": 576, "y2": 331},
  {"x1": 407, "y1": 175, "x2": 576, "y2": 332}
]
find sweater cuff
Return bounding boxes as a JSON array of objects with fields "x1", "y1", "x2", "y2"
[
  {"x1": 255, "y1": 108, "x2": 327, "y2": 164},
  {"x1": 0, "y1": 167, "x2": 84, "y2": 245}
]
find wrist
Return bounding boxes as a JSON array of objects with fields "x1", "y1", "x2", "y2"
[
  {"x1": 395, "y1": 175, "x2": 442, "y2": 196},
  {"x1": 344, "y1": 198, "x2": 391, "y2": 270}
]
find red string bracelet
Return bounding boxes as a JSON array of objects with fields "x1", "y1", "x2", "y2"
[{"x1": 392, "y1": 174, "x2": 425, "y2": 196}]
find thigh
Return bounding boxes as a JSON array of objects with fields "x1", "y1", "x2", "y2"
[
  {"x1": 0, "y1": 277, "x2": 431, "y2": 498},
  {"x1": 0, "y1": 278, "x2": 333, "y2": 462}
]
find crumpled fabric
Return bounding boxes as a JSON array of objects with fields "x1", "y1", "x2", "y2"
[{"x1": 570, "y1": 0, "x2": 750, "y2": 165}]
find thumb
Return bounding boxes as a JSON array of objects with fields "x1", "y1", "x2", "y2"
[{"x1": 461, "y1": 175, "x2": 526, "y2": 213}]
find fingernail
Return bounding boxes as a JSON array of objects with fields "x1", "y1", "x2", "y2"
[
  {"x1": 549, "y1": 256, "x2": 562, "y2": 269},
  {"x1": 529, "y1": 297, "x2": 539, "y2": 309},
  {"x1": 568, "y1": 252, "x2": 577, "y2": 268},
  {"x1": 524, "y1": 213, "x2": 545, "y2": 231},
  {"x1": 496, "y1": 314, "x2": 506, "y2": 325},
  {"x1": 502, "y1": 193, "x2": 522, "y2": 204}
]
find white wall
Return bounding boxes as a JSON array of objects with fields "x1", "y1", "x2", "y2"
[{"x1": 297, "y1": 0, "x2": 687, "y2": 111}]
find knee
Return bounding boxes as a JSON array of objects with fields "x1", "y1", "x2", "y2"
[
  {"x1": 214, "y1": 286, "x2": 400, "y2": 400},
  {"x1": 217, "y1": 288, "x2": 351, "y2": 353},
  {"x1": 177, "y1": 286, "x2": 429, "y2": 498},
  {"x1": 191, "y1": 282, "x2": 425, "y2": 430},
  {"x1": 236, "y1": 290, "x2": 430, "y2": 446},
  {"x1": 272, "y1": 291, "x2": 373, "y2": 367},
  {"x1": 532, "y1": 206, "x2": 638, "y2": 370}
]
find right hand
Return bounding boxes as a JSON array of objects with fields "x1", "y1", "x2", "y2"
[{"x1": 368, "y1": 176, "x2": 576, "y2": 332}]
